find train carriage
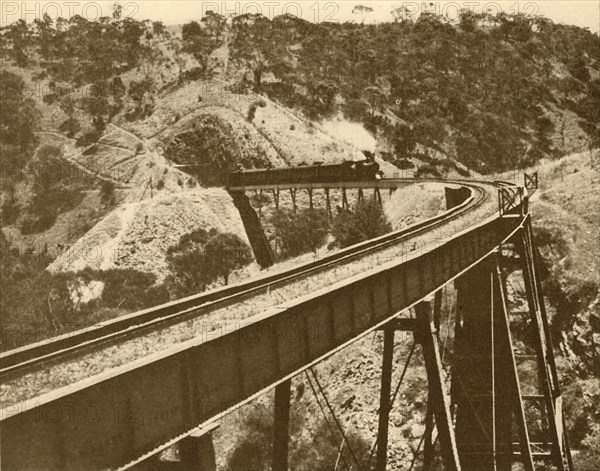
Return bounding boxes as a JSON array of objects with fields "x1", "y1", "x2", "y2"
[{"x1": 225, "y1": 159, "x2": 381, "y2": 187}]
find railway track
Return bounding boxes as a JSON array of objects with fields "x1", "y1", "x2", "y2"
[{"x1": 0, "y1": 179, "x2": 508, "y2": 389}]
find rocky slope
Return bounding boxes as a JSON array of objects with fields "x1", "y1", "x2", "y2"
[{"x1": 47, "y1": 188, "x2": 250, "y2": 281}]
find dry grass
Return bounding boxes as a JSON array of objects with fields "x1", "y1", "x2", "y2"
[{"x1": 532, "y1": 150, "x2": 600, "y2": 287}]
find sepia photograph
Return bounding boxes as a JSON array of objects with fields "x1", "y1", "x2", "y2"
[{"x1": 0, "y1": 1, "x2": 598, "y2": 470}]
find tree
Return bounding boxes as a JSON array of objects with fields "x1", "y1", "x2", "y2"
[
  {"x1": 167, "y1": 228, "x2": 215, "y2": 294},
  {"x1": 3, "y1": 19, "x2": 32, "y2": 66},
  {"x1": 19, "y1": 145, "x2": 84, "y2": 234},
  {"x1": 127, "y1": 78, "x2": 155, "y2": 120},
  {"x1": 138, "y1": 44, "x2": 167, "y2": 82},
  {"x1": 182, "y1": 20, "x2": 219, "y2": 77},
  {"x1": 119, "y1": 17, "x2": 147, "y2": 68},
  {"x1": 202, "y1": 233, "x2": 252, "y2": 285},
  {"x1": 270, "y1": 208, "x2": 329, "y2": 260},
  {"x1": 391, "y1": 6, "x2": 415, "y2": 23},
  {"x1": 58, "y1": 91, "x2": 80, "y2": 137},
  {"x1": 352, "y1": 5, "x2": 374, "y2": 24},
  {"x1": 393, "y1": 124, "x2": 416, "y2": 159},
  {"x1": 112, "y1": 3, "x2": 123, "y2": 21},
  {"x1": 332, "y1": 200, "x2": 392, "y2": 249},
  {"x1": 167, "y1": 229, "x2": 252, "y2": 294},
  {"x1": 413, "y1": 117, "x2": 448, "y2": 147},
  {"x1": 34, "y1": 14, "x2": 56, "y2": 64},
  {"x1": 168, "y1": 38, "x2": 188, "y2": 79},
  {"x1": 0, "y1": 70, "x2": 38, "y2": 152},
  {"x1": 230, "y1": 14, "x2": 292, "y2": 89},
  {"x1": 100, "y1": 181, "x2": 116, "y2": 206},
  {"x1": 363, "y1": 85, "x2": 385, "y2": 116},
  {"x1": 152, "y1": 21, "x2": 167, "y2": 39},
  {"x1": 0, "y1": 239, "x2": 75, "y2": 350},
  {"x1": 95, "y1": 269, "x2": 169, "y2": 310},
  {"x1": 535, "y1": 114, "x2": 554, "y2": 151},
  {"x1": 568, "y1": 53, "x2": 591, "y2": 82},
  {"x1": 201, "y1": 11, "x2": 226, "y2": 42},
  {"x1": 81, "y1": 81, "x2": 110, "y2": 128},
  {"x1": 459, "y1": 9, "x2": 479, "y2": 33},
  {"x1": 306, "y1": 81, "x2": 339, "y2": 118}
]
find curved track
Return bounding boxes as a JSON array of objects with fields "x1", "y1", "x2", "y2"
[
  {"x1": 0, "y1": 179, "x2": 503, "y2": 388},
  {"x1": 0, "y1": 178, "x2": 527, "y2": 471}
]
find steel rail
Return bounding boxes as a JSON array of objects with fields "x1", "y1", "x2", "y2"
[{"x1": 0, "y1": 178, "x2": 504, "y2": 383}]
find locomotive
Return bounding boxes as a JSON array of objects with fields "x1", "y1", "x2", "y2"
[
  {"x1": 226, "y1": 158, "x2": 381, "y2": 187},
  {"x1": 174, "y1": 152, "x2": 382, "y2": 187}
]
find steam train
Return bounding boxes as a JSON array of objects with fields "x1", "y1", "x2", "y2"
[
  {"x1": 226, "y1": 158, "x2": 382, "y2": 187},
  {"x1": 174, "y1": 156, "x2": 382, "y2": 187}
]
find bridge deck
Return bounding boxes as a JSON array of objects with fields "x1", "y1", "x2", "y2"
[
  {"x1": 226, "y1": 177, "x2": 468, "y2": 192},
  {"x1": 0, "y1": 180, "x2": 526, "y2": 471}
]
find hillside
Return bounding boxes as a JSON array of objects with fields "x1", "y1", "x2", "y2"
[
  {"x1": 528, "y1": 151, "x2": 600, "y2": 468},
  {"x1": 224, "y1": 12, "x2": 600, "y2": 173},
  {"x1": 0, "y1": 9, "x2": 599, "y2": 470}
]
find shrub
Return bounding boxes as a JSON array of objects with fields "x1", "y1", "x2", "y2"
[
  {"x1": 1, "y1": 197, "x2": 19, "y2": 226},
  {"x1": 394, "y1": 158, "x2": 414, "y2": 169},
  {"x1": 16, "y1": 146, "x2": 85, "y2": 234},
  {"x1": 224, "y1": 401, "x2": 371, "y2": 471},
  {"x1": 76, "y1": 128, "x2": 102, "y2": 148},
  {"x1": 575, "y1": 451, "x2": 600, "y2": 471},
  {"x1": 0, "y1": 251, "x2": 77, "y2": 350},
  {"x1": 202, "y1": 233, "x2": 253, "y2": 285},
  {"x1": 100, "y1": 181, "x2": 116, "y2": 206},
  {"x1": 19, "y1": 210, "x2": 57, "y2": 234},
  {"x1": 456, "y1": 166, "x2": 470, "y2": 177},
  {"x1": 332, "y1": 200, "x2": 392, "y2": 249},
  {"x1": 167, "y1": 229, "x2": 252, "y2": 294},
  {"x1": 271, "y1": 208, "x2": 329, "y2": 260},
  {"x1": 224, "y1": 404, "x2": 273, "y2": 471},
  {"x1": 59, "y1": 117, "x2": 81, "y2": 138},
  {"x1": 534, "y1": 226, "x2": 569, "y2": 256},
  {"x1": 97, "y1": 269, "x2": 169, "y2": 311},
  {"x1": 180, "y1": 66, "x2": 205, "y2": 81},
  {"x1": 247, "y1": 103, "x2": 258, "y2": 122},
  {"x1": 414, "y1": 164, "x2": 442, "y2": 178},
  {"x1": 247, "y1": 100, "x2": 267, "y2": 122},
  {"x1": 576, "y1": 424, "x2": 600, "y2": 470}
]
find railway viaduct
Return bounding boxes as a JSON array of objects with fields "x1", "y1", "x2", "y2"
[{"x1": 0, "y1": 174, "x2": 573, "y2": 471}]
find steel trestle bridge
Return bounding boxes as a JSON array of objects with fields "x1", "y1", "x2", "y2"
[{"x1": 0, "y1": 175, "x2": 572, "y2": 471}]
